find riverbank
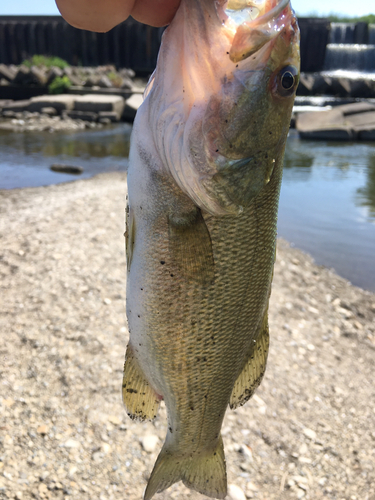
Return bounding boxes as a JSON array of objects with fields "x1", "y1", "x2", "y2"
[{"x1": 0, "y1": 172, "x2": 374, "y2": 500}]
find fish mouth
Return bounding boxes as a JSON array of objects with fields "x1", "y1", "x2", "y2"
[{"x1": 222, "y1": 0, "x2": 294, "y2": 62}]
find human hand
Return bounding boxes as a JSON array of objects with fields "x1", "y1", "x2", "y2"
[{"x1": 56, "y1": 0, "x2": 181, "y2": 32}]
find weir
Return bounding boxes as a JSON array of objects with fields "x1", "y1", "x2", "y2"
[{"x1": 324, "y1": 22, "x2": 375, "y2": 73}]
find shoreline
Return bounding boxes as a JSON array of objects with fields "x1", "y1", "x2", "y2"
[{"x1": 1, "y1": 172, "x2": 374, "y2": 500}]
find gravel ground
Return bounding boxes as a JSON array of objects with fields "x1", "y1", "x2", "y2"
[{"x1": 1, "y1": 172, "x2": 375, "y2": 500}]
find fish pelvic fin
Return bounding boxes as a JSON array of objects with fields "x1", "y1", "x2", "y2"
[
  {"x1": 122, "y1": 344, "x2": 161, "y2": 421},
  {"x1": 230, "y1": 306, "x2": 270, "y2": 409},
  {"x1": 144, "y1": 436, "x2": 227, "y2": 500}
]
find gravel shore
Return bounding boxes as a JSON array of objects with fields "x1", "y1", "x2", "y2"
[{"x1": 1, "y1": 172, "x2": 374, "y2": 500}]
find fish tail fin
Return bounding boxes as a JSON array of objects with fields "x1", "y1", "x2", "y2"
[{"x1": 144, "y1": 436, "x2": 227, "y2": 500}]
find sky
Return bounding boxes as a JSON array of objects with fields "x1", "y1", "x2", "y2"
[{"x1": 0, "y1": 0, "x2": 374, "y2": 18}]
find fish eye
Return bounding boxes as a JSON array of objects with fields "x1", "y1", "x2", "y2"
[{"x1": 274, "y1": 65, "x2": 299, "y2": 97}]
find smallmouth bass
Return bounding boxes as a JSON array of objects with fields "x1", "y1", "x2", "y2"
[{"x1": 123, "y1": 0, "x2": 300, "y2": 498}]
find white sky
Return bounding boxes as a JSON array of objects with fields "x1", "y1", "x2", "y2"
[{"x1": 0, "y1": 0, "x2": 374, "y2": 17}]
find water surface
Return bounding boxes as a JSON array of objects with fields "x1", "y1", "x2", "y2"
[
  {"x1": 0, "y1": 124, "x2": 131, "y2": 189},
  {"x1": 279, "y1": 130, "x2": 375, "y2": 292}
]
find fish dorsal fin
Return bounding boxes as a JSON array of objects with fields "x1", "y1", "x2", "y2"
[
  {"x1": 229, "y1": 306, "x2": 270, "y2": 409},
  {"x1": 168, "y1": 207, "x2": 215, "y2": 286},
  {"x1": 122, "y1": 344, "x2": 161, "y2": 421}
]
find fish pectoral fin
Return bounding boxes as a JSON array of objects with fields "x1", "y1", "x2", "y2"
[
  {"x1": 229, "y1": 307, "x2": 270, "y2": 409},
  {"x1": 144, "y1": 436, "x2": 227, "y2": 500},
  {"x1": 122, "y1": 344, "x2": 161, "y2": 421},
  {"x1": 168, "y1": 207, "x2": 214, "y2": 285},
  {"x1": 125, "y1": 201, "x2": 135, "y2": 272}
]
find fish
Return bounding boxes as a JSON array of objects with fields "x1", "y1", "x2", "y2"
[{"x1": 122, "y1": 0, "x2": 300, "y2": 498}]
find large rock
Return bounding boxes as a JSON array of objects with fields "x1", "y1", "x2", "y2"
[
  {"x1": 46, "y1": 66, "x2": 64, "y2": 86},
  {"x1": 74, "y1": 94, "x2": 125, "y2": 119},
  {"x1": 28, "y1": 95, "x2": 75, "y2": 113},
  {"x1": 0, "y1": 64, "x2": 16, "y2": 83},
  {"x1": 30, "y1": 66, "x2": 47, "y2": 86},
  {"x1": 2, "y1": 99, "x2": 32, "y2": 113},
  {"x1": 297, "y1": 102, "x2": 375, "y2": 141}
]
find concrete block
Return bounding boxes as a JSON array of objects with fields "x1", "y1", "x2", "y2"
[
  {"x1": 28, "y1": 94, "x2": 75, "y2": 113},
  {"x1": 74, "y1": 94, "x2": 125, "y2": 118},
  {"x1": 2, "y1": 99, "x2": 32, "y2": 112}
]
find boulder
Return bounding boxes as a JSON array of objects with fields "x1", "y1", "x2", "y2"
[
  {"x1": 30, "y1": 66, "x2": 47, "y2": 86},
  {"x1": 50, "y1": 164, "x2": 83, "y2": 175},
  {"x1": 2, "y1": 99, "x2": 32, "y2": 112},
  {"x1": 121, "y1": 76, "x2": 134, "y2": 90},
  {"x1": 97, "y1": 76, "x2": 113, "y2": 88},
  {"x1": 0, "y1": 64, "x2": 16, "y2": 82},
  {"x1": 28, "y1": 95, "x2": 75, "y2": 113},
  {"x1": 74, "y1": 94, "x2": 125, "y2": 119},
  {"x1": 13, "y1": 66, "x2": 33, "y2": 85},
  {"x1": 46, "y1": 66, "x2": 64, "y2": 86},
  {"x1": 296, "y1": 102, "x2": 375, "y2": 141}
]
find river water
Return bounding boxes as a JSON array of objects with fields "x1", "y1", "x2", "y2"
[{"x1": 1, "y1": 125, "x2": 374, "y2": 292}]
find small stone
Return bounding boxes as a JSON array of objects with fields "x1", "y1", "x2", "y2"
[
  {"x1": 101, "y1": 443, "x2": 111, "y2": 454},
  {"x1": 37, "y1": 425, "x2": 49, "y2": 435},
  {"x1": 15, "y1": 492, "x2": 23, "y2": 500},
  {"x1": 303, "y1": 428, "x2": 316, "y2": 441},
  {"x1": 104, "y1": 298, "x2": 112, "y2": 305},
  {"x1": 2, "y1": 399, "x2": 14, "y2": 407},
  {"x1": 108, "y1": 415, "x2": 122, "y2": 425},
  {"x1": 4, "y1": 435, "x2": 13, "y2": 445},
  {"x1": 228, "y1": 484, "x2": 246, "y2": 500},
  {"x1": 63, "y1": 439, "x2": 80, "y2": 448},
  {"x1": 141, "y1": 434, "x2": 159, "y2": 453},
  {"x1": 246, "y1": 482, "x2": 258, "y2": 492},
  {"x1": 298, "y1": 443, "x2": 308, "y2": 455}
]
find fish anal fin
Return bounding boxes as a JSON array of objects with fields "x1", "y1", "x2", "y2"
[
  {"x1": 168, "y1": 207, "x2": 214, "y2": 285},
  {"x1": 144, "y1": 436, "x2": 227, "y2": 500},
  {"x1": 122, "y1": 344, "x2": 161, "y2": 421},
  {"x1": 229, "y1": 308, "x2": 270, "y2": 409}
]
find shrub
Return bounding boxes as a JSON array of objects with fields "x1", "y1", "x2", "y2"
[
  {"x1": 48, "y1": 76, "x2": 72, "y2": 94},
  {"x1": 22, "y1": 55, "x2": 70, "y2": 70}
]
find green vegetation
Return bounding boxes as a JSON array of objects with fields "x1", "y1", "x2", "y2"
[
  {"x1": 48, "y1": 76, "x2": 72, "y2": 94},
  {"x1": 107, "y1": 71, "x2": 123, "y2": 88},
  {"x1": 22, "y1": 55, "x2": 70, "y2": 70},
  {"x1": 326, "y1": 14, "x2": 375, "y2": 23}
]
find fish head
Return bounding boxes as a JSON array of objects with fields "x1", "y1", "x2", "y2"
[
  {"x1": 204, "y1": 0, "x2": 300, "y2": 157},
  {"x1": 146, "y1": 0, "x2": 300, "y2": 215}
]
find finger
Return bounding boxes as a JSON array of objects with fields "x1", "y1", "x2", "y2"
[{"x1": 55, "y1": 0, "x2": 135, "y2": 32}]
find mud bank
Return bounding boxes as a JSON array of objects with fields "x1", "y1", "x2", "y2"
[{"x1": 0, "y1": 173, "x2": 374, "y2": 500}]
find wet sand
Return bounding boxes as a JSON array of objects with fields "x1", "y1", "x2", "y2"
[{"x1": 1, "y1": 172, "x2": 374, "y2": 500}]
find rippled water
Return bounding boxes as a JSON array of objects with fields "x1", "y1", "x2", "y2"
[
  {"x1": 279, "y1": 130, "x2": 375, "y2": 292},
  {"x1": 0, "y1": 124, "x2": 131, "y2": 189},
  {"x1": 0, "y1": 125, "x2": 374, "y2": 291}
]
